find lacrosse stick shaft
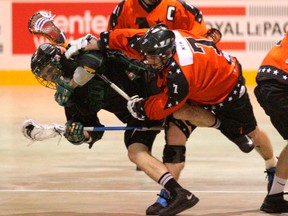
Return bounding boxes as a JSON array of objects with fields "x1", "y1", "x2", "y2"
[
  {"x1": 96, "y1": 74, "x2": 131, "y2": 101},
  {"x1": 46, "y1": 125, "x2": 163, "y2": 132},
  {"x1": 84, "y1": 126, "x2": 163, "y2": 131}
]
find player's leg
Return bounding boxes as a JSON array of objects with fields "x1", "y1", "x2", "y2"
[
  {"x1": 146, "y1": 105, "x2": 220, "y2": 215},
  {"x1": 146, "y1": 117, "x2": 195, "y2": 215},
  {"x1": 173, "y1": 104, "x2": 218, "y2": 127},
  {"x1": 255, "y1": 82, "x2": 288, "y2": 213},
  {"x1": 125, "y1": 128, "x2": 199, "y2": 215},
  {"x1": 215, "y1": 90, "x2": 277, "y2": 189}
]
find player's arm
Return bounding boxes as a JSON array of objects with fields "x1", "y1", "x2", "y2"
[
  {"x1": 128, "y1": 67, "x2": 190, "y2": 120},
  {"x1": 96, "y1": 29, "x2": 147, "y2": 59},
  {"x1": 107, "y1": 0, "x2": 126, "y2": 31},
  {"x1": 55, "y1": 51, "x2": 103, "y2": 106},
  {"x1": 107, "y1": 50, "x2": 148, "y2": 76},
  {"x1": 66, "y1": 29, "x2": 147, "y2": 60}
]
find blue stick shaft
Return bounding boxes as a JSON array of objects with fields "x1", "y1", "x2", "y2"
[{"x1": 83, "y1": 126, "x2": 163, "y2": 131}]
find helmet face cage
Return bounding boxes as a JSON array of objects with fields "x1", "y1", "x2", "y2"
[
  {"x1": 140, "y1": 24, "x2": 175, "y2": 72},
  {"x1": 31, "y1": 43, "x2": 63, "y2": 89}
]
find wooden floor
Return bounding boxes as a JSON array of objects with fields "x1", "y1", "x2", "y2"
[{"x1": 1, "y1": 86, "x2": 287, "y2": 216}]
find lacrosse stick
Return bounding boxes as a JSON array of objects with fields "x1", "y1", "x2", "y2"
[
  {"x1": 22, "y1": 119, "x2": 163, "y2": 142},
  {"x1": 28, "y1": 10, "x2": 131, "y2": 101},
  {"x1": 28, "y1": 10, "x2": 69, "y2": 48}
]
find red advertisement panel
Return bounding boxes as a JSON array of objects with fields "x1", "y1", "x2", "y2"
[
  {"x1": 201, "y1": 7, "x2": 246, "y2": 16},
  {"x1": 12, "y1": 2, "x2": 117, "y2": 54}
]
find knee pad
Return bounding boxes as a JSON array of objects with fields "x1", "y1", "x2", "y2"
[
  {"x1": 165, "y1": 116, "x2": 196, "y2": 139},
  {"x1": 231, "y1": 135, "x2": 255, "y2": 153},
  {"x1": 162, "y1": 144, "x2": 186, "y2": 163}
]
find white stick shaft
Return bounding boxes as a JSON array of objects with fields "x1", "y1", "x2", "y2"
[
  {"x1": 109, "y1": 83, "x2": 131, "y2": 101},
  {"x1": 96, "y1": 73, "x2": 131, "y2": 101}
]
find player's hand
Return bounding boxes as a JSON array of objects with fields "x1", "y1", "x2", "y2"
[
  {"x1": 54, "y1": 78, "x2": 74, "y2": 106},
  {"x1": 65, "y1": 34, "x2": 95, "y2": 59},
  {"x1": 64, "y1": 121, "x2": 86, "y2": 145},
  {"x1": 127, "y1": 95, "x2": 147, "y2": 121}
]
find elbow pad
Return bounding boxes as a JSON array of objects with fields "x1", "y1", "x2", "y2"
[{"x1": 73, "y1": 66, "x2": 95, "y2": 86}]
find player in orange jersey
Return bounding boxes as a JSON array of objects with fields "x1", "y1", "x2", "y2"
[
  {"x1": 108, "y1": 0, "x2": 207, "y2": 35},
  {"x1": 65, "y1": 24, "x2": 277, "y2": 214},
  {"x1": 107, "y1": 2, "x2": 222, "y2": 214},
  {"x1": 254, "y1": 33, "x2": 288, "y2": 213},
  {"x1": 107, "y1": 2, "x2": 223, "y2": 213},
  {"x1": 100, "y1": 23, "x2": 276, "y2": 211},
  {"x1": 108, "y1": 0, "x2": 211, "y2": 177}
]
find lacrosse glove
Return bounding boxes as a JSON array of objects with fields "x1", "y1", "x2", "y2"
[
  {"x1": 127, "y1": 95, "x2": 148, "y2": 121},
  {"x1": 54, "y1": 78, "x2": 74, "y2": 106},
  {"x1": 65, "y1": 34, "x2": 95, "y2": 59},
  {"x1": 64, "y1": 121, "x2": 86, "y2": 145}
]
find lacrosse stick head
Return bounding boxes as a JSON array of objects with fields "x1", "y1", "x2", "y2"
[
  {"x1": 31, "y1": 43, "x2": 63, "y2": 89},
  {"x1": 22, "y1": 119, "x2": 64, "y2": 142},
  {"x1": 28, "y1": 10, "x2": 68, "y2": 47}
]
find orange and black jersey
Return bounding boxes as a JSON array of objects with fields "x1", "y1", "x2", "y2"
[
  {"x1": 257, "y1": 33, "x2": 288, "y2": 84},
  {"x1": 108, "y1": 0, "x2": 207, "y2": 37},
  {"x1": 99, "y1": 28, "x2": 240, "y2": 120}
]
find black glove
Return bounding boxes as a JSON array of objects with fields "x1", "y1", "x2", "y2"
[
  {"x1": 87, "y1": 130, "x2": 104, "y2": 149},
  {"x1": 64, "y1": 121, "x2": 86, "y2": 145}
]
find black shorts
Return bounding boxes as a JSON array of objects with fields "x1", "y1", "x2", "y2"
[
  {"x1": 125, "y1": 118, "x2": 162, "y2": 149},
  {"x1": 203, "y1": 76, "x2": 257, "y2": 140},
  {"x1": 254, "y1": 80, "x2": 288, "y2": 140}
]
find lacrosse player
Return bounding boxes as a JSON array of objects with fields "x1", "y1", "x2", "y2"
[
  {"x1": 108, "y1": 0, "x2": 207, "y2": 33},
  {"x1": 106, "y1": 0, "x2": 221, "y2": 187},
  {"x1": 26, "y1": 42, "x2": 204, "y2": 216},
  {"x1": 66, "y1": 24, "x2": 278, "y2": 214},
  {"x1": 254, "y1": 33, "x2": 288, "y2": 213},
  {"x1": 110, "y1": 0, "x2": 222, "y2": 212}
]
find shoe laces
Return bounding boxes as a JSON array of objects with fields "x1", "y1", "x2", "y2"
[
  {"x1": 156, "y1": 189, "x2": 170, "y2": 207},
  {"x1": 157, "y1": 189, "x2": 170, "y2": 200}
]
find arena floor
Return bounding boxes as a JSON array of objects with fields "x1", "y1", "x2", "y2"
[{"x1": 1, "y1": 85, "x2": 287, "y2": 215}]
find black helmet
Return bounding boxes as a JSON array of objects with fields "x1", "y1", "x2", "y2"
[
  {"x1": 140, "y1": 24, "x2": 175, "y2": 56},
  {"x1": 31, "y1": 43, "x2": 62, "y2": 89},
  {"x1": 140, "y1": 24, "x2": 175, "y2": 71}
]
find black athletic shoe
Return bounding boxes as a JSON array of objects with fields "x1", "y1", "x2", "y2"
[
  {"x1": 158, "y1": 188, "x2": 199, "y2": 216},
  {"x1": 260, "y1": 192, "x2": 288, "y2": 213},
  {"x1": 146, "y1": 189, "x2": 169, "y2": 215},
  {"x1": 264, "y1": 167, "x2": 276, "y2": 192}
]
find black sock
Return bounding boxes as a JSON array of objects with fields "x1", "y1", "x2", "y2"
[{"x1": 158, "y1": 172, "x2": 182, "y2": 196}]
